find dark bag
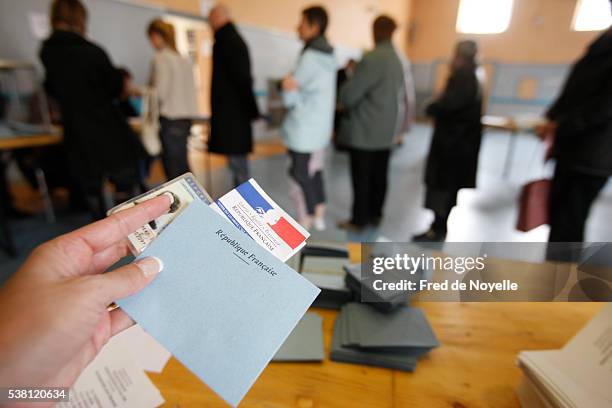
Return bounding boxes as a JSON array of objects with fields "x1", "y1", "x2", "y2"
[{"x1": 516, "y1": 179, "x2": 551, "y2": 232}]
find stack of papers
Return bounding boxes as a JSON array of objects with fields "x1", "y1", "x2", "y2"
[
  {"x1": 273, "y1": 312, "x2": 324, "y2": 362},
  {"x1": 301, "y1": 255, "x2": 354, "y2": 309},
  {"x1": 59, "y1": 325, "x2": 171, "y2": 408},
  {"x1": 343, "y1": 264, "x2": 409, "y2": 312},
  {"x1": 330, "y1": 303, "x2": 439, "y2": 372},
  {"x1": 516, "y1": 304, "x2": 612, "y2": 408}
]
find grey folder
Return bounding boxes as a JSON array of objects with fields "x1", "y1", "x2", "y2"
[
  {"x1": 273, "y1": 312, "x2": 324, "y2": 362},
  {"x1": 330, "y1": 310, "x2": 418, "y2": 372},
  {"x1": 342, "y1": 303, "x2": 439, "y2": 353}
]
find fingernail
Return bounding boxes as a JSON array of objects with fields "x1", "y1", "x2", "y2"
[
  {"x1": 136, "y1": 257, "x2": 164, "y2": 277},
  {"x1": 162, "y1": 192, "x2": 175, "y2": 205}
]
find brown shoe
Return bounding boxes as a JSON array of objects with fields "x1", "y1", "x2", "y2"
[{"x1": 337, "y1": 220, "x2": 366, "y2": 233}]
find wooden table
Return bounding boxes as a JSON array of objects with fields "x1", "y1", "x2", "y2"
[
  {"x1": 147, "y1": 244, "x2": 602, "y2": 407},
  {"x1": 0, "y1": 132, "x2": 62, "y2": 150},
  {"x1": 482, "y1": 115, "x2": 545, "y2": 180}
]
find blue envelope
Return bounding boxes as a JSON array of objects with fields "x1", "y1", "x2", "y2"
[{"x1": 117, "y1": 200, "x2": 320, "y2": 406}]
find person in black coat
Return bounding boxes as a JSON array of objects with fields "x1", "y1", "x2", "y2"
[
  {"x1": 541, "y1": 26, "x2": 612, "y2": 243},
  {"x1": 414, "y1": 40, "x2": 484, "y2": 242},
  {"x1": 40, "y1": 0, "x2": 142, "y2": 219},
  {"x1": 208, "y1": 5, "x2": 260, "y2": 187}
]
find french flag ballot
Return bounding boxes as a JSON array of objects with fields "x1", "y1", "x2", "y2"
[{"x1": 211, "y1": 179, "x2": 309, "y2": 262}]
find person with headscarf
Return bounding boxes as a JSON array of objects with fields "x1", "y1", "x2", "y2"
[
  {"x1": 414, "y1": 40, "x2": 484, "y2": 242},
  {"x1": 147, "y1": 19, "x2": 199, "y2": 180},
  {"x1": 280, "y1": 6, "x2": 336, "y2": 231}
]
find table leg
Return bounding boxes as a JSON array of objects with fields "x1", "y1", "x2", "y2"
[
  {"x1": 502, "y1": 131, "x2": 518, "y2": 179},
  {"x1": 35, "y1": 167, "x2": 55, "y2": 223},
  {"x1": 0, "y1": 209, "x2": 17, "y2": 257}
]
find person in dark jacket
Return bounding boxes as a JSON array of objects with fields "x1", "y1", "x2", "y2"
[
  {"x1": 208, "y1": 5, "x2": 260, "y2": 187},
  {"x1": 414, "y1": 40, "x2": 484, "y2": 242},
  {"x1": 336, "y1": 15, "x2": 405, "y2": 232},
  {"x1": 541, "y1": 25, "x2": 612, "y2": 243},
  {"x1": 40, "y1": 0, "x2": 142, "y2": 219}
]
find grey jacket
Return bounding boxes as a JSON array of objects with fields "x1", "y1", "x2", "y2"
[{"x1": 337, "y1": 41, "x2": 404, "y2": 150}]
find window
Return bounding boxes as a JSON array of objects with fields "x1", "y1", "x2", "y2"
[
  {"x1": 456, "y1": 0, "x2": 514, "y2": 34},
  {"x1": 572, "y1": 0, "x2": 612, "y2": 31}
]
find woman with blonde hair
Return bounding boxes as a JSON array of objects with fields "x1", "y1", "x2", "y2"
[{"x1": 147, "y1": 19, "x2": 199, "y2": 179}]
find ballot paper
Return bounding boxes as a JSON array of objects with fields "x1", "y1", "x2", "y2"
[
  {"x1": 330, "y1": 310, "x2": 418, "y2": 372},
  {"x1": 342, "y1": 303, "x2": 439, "y2": 352},
  {"x1": 211, "y1": 179, "x2": 309, "y2": 262},
  {"x1": 106, "y1": 325, "x2": 171, "y2": 373},
  {"x1": 517, "y1": 304, "x2": 612, "y2": 408},
  {"x1": 117, "y1": 200, "x2": 320, "y2": 406},
  {"x1": 273, "y1": 312, "x2": 324, "y2": 362},
  {"x1": 108, "y1": 173, "x2": 212, "y2": 254},
  {"x1": 57, "y1": 338, "x2": 164, "y2": 408}
]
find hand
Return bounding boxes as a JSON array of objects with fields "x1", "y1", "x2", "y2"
[
  {"x1": 281, "y1": 75, "x2": 299, "y2": 91},
  {"x1": 0, "y1": 195, "x2": 171, "y2": 392},
  {"x1": 535, "y1": 120, "x2": 557, "y2": 139}
]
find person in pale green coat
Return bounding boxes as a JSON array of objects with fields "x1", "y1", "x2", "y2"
[
  {"x1": 337, "y1": 15, "x2": 405, "y2": 231},
  {"x1": 281, "y1": 6, "x2": 336, "y2": 231}
]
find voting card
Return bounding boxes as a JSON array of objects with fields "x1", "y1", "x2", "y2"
[
  {"x1": 210, "y1": 179, "x2": 309, "y2": 262},
  {"x1": 117, "y1": 200, "x2": 320, "y2": 406},
  {"x1": 108, "y1": 173, "x2": 211, "y2": 254}
]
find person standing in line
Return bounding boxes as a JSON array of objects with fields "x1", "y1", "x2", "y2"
[
  {"x1": 540, "y1": 23, "x2": 612, "y2": 243},
  {"x1": 40, "y1": 0, "x2": 143, "y2": 219},
  {"x1": 281, "y1": 6, "x2": 336, "y2": 231},
  {"x1": 147, "y1": 19, "x2": 199, "y2": 180},
  {"x1": 413, "y1": 40, "x2": 484, "y2": 242},
  {"x1": 336, "y1": 15, "x2": 404, "y2": 232},
  {"x1": 207, "y1": 5, "x2": 260, "y2": 188}
]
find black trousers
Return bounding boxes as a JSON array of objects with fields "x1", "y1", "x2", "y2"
[
  {"x1": 349, "y1": 148, "x2": 390, "y2": 226},
  {"x1": 288, "y1": 150, "x2": 325, "y2": 215},
  {"x1": 548, "y1": 165, "x2": 608, "y2": 242},
  {"x1": 425, "y1": 187, "x2": 460, "y2": 234},
  {"x1": 160, "y1": 117, "x2": 192, "y2": 180}
]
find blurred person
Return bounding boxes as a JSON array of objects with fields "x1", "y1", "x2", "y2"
[
  {"x1": 333, "y1": 59, "x2": 356, "y2": 134},
  {"x1": 40, "y1": 0, "x2": 144, "y2": 219},
  {"x1": 0, "y1": 194, "x2": 170, "y2": 392},
  {"x1": 147, "y1": 19, "x2": 199, "y2": 180},
  {"x1": 541, "y1": 21, "x2": 612, "y2": 243},
  {"x1": 116, "y1": 67, "x2": 140, "y2": 118},
  {"x1": 336, "y1": 15, "x2": 404, "y2": 232},
  {"x1": 413, "y1": 40, "x2": 484, "y2": 242},
  {"x1": 208, "y1": 4, "x2": 260, "y2": 187},
  {"x1": 116, "y1": 67, "x2": 153, "y2": 190},
  {"x1": 281, "y1": 6, "x2": 335, "y2": 231}
]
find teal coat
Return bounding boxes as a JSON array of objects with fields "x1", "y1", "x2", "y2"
[
  {"x1": 338, "y1": 41, "x2": 404, "y2": 150},
  {"x1": 281, "y1": 42, "x2": 336, "y2": 153}
]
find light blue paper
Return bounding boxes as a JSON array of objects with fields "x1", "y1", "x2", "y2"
[{"x1": 117, "y1": 200, "x2": 320, "y2": 406}]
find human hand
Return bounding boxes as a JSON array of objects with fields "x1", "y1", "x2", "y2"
[
  {"x1": 282, "y1": 75, "x2": 299, "y2": 91},
  {"x1": 0, "y1": 194, "x2": 171, "y2": 394},
  {"x1": 535, "y1": 120, "x2": 557, "y2": 139}
]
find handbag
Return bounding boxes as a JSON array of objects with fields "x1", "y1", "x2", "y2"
[
  {"x1": 516, "y1": 128, "x2": 555, "y2": 232},
  {"x1": 139, "y1": 87, "x2": 162, "y2": 156},
  {"x1": 516, "y1": 178, "x2": 551, "y2": 232}
]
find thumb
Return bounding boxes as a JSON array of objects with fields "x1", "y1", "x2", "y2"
[{"x1": 97, "y1": 257, "x2": 164, "y2": 304}]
